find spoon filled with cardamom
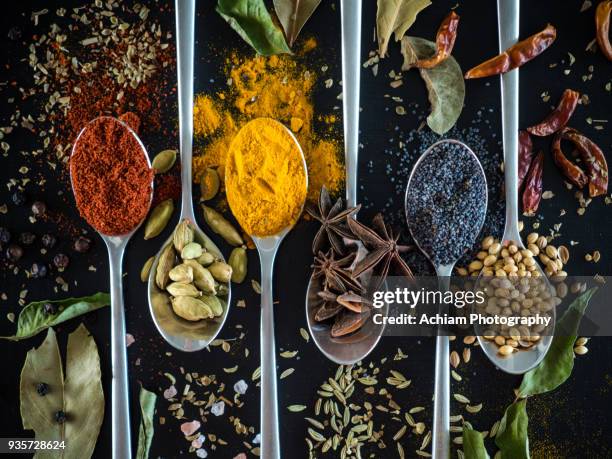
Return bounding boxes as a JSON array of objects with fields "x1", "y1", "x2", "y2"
[
  {"x1": 224, "y1": 117, "x2": 308, "y2": 459},
  {"x1": 147, "y1": 0, "x2": 231, "y2": 352}
]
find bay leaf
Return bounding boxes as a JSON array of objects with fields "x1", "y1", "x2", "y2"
[
  {"x1": 518, "y1": 288, "x2": 597, "y2": 397},
  {"x1": 217, "y1": 0, "x2": 292, "y2": 56},
  {"x1": 274, "y1": 0, "x2": 322, "y2": 47},
  {"x1": 495, "y1": 399, "x2": 529, "y2": 459},
  {"x1": 2, "y1": 292, "x2": 110, "y2": 341},
  {"x1": 401, "y1": 36, "x2": 465, "y2": 135},
  {"x1": 136, "y1": 385, "x2": 157, "y2": 459},
  {"x1": 20, "y1": 325, "x2": 104, "y2": 459},
  {"x1": 463, "y1": 425, "x2": 490, "y2": 459},
  {"x1": 377, "y1": 0, "x2": 431, "y2": 56}
]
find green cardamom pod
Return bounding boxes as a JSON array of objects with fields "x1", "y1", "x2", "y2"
[
  {"x1": 208, "y1": 261, "x2": 233, "y2": 283},
  {"x1": 171, "y1": 296, "x2": 213, "y2": 321},
  {"x1": 201, "y1": 294, "x2": 223, "y2": 317},
  {"x1": 168, "y1": 264, "x2": 194, "y2": 284},
  {"x1": 152, "y1": 149, "x2": 177, "y2": 174},
  {"x1": 199, "y1": 168, "x2": 220, "y2": 201},
  {"x1": 217, "y1": 283, "x2": 229, "y2": 296},
  {"x1": 228, "y1": 247, "x2": 248, "y2": 283},
  {"x1": 155, "y1": 244, "x2": 175, "y2": 290},
  {"x1": 141, "y1": 256, "x2": 155, "y2": 282},
  {"x1": 184, "y1": 260, "x2": 217, "y2": 294},
  {"x1": 173, "y1": 219, "x2": 194, "y2": 252},
  {"x1": 202, "y1": 205, "x2": 243, "y2": 246},
  {"x1": 181, "y1": 242, "x2": 203, "y2": 260},
  {"x1": 144, "y1": 199, "x2": 174, "y2": 240},
  {"x1": 166, "y1": 282, "x2": 201, "y2": 297},
  {"x1": 197, "y1": 252, "x2": 215, "y2": 266}
]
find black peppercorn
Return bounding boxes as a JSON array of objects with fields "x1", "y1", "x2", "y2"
[
  {"x1": 54, "y1": 410, "x2": 66, "y2": 424},
  {"x1": 73, "y1": 236, "x2": 91, "y2": 253},
  {"x1": 31, "y1": 262, "x2": 48, "y2": 278},
  {"x1": 53, "y1": 253, "x2": 69, "y2": 269},
  {"x1": 36, "y1": 382, "x2": 49, "y2": 396},
  {"x1": 43, "y1": 302, "x2": 57, "y2": 315},
  {"x1": 19, "y1": 232, "x2": 36, "y2": 245},
  {"x1": 6, "y1": 244, "x2": 23, "y2": 262},
  {"x1": 41, "y1": 233, "x2": 57, "y2": 249},
  {"x1": 0, "y1": 227, "x2": 10, "y2": 244},
  {"x1": 11, "y1": 191, "x2": 26, "y2": 206},
  {"x1": 31, "y1": 201, "x2": 47, "y2": 217}
]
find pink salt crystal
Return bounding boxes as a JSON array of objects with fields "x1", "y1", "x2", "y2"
[{"x1": 180, "y1": 420, "x2": 201, "y2": 437}]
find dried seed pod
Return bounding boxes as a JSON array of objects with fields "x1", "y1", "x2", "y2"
[
  {"x1": 181, "y1": 242, "x2": 203, "y2": 260},
  {"x1": 152, "y1": 149, "x2": 177, "y2": 174},
  {"x1": 314, "y1": 301, "x2": 343, "y2": 321},
  {"x1": 155, "y1": 244, "x2": 175, "y2": 290},
  {"x1": 169, "y1": 264, "x2": 194, "y2": 283},
  {"x1": 144, "y1": 199, "x2": 174, "y2": 240},
  {"x1": 331, "y1": 310, "x2": 370, "y2": 337},
  {"x1": 173, "y1": 219, "x2": 194, "y2": 252},
  {"x1": 201, "y1": 294, "x2": 223, "y2": 317},
  {"x1": 171, "y1": 296, "x2": 213, "y2": 321},
  {"x1": 141, "y1": 256, "x2": 155, "y2": 282},
  {"x1": 202, "y1": 205, "x2": 243, "y2": 246},
  {"x1": 336, "y1": 292, "x2": 372, "y2": 313},
  {"x1": 228, "y1": 247, "x2": 248, "y2": 283},
  {"x1": 208, "y1": 261, "x2": 233, "y2": 283},
  {"x1": 200, "y1": 168, "x2": 220, "y2": 201},
  {"x1": 197, "y1": 252, "x2": 215, "y2": 266},
  {"x1": 184, "y1": 259, "x2": 217, "y2": 294},
  {"x1": 166, "y1": 282, "x2": 201, "y2": 297}
]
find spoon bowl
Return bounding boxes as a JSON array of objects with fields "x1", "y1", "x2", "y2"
[{"x1": 70, "y1": 115, "x2": 153, "y2": 459}]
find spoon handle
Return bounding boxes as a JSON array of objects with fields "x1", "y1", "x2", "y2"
[
  {"x1": 340, "y1": 0, "x2": 362, "y2": 208},
  {"x1": 259, "y1": 244, "x2": 281, "y2": 459},
  {"x1": 176, "y1": 0, "x2": 196, "y2": 222},
  {"x1": 107, "y1": 244, "x2": 131, "y2": 459},
  {"x1": 498, "y1": 0, "x2": 521, "y2": 242}
]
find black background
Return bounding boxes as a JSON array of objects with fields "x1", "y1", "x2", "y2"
[{"x1": 0, "y1": 0, "x2": 611, "y2": 458}]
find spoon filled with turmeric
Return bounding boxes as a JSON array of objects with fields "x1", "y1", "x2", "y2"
[{"x1": 225, "y1": 117, "x2": 308, "y2": 459}]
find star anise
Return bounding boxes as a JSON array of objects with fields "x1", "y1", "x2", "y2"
[
  {"x1": 306, "y1": 186, "x2": 361, "y2": 255},
  {"x1": 311, "y1": 249, "x2": 363, "y2": 293},
  {"x1": 348, "y1": 213, "x2": 414, "y2": 288}
]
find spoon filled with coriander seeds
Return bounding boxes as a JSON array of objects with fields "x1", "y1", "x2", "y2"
[
  {"x1": 405, "y1": 139, "x2": 488, "y2": 459},
  {"x1": 147, "y1": 0, "x2": 231, "y2": 352}
]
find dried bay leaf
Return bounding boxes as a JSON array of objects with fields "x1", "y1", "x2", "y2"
[
  {"x1": 518, "y1": 288, "x2": 597, "y2": 397},
  {"x1": 2, "y1": 292, "x2": 110, "y2": 341},
  {"x1": 401, "y1": 36, "x2": 465, "y2": 135},
  {"x1": 217, "y1": 0, "x2": 291, "y2": 56},
  {"x1": 377, "y1": 0, "x2": 431, "y2": 56},
  {"x1": 274, "y1": 0, "x2": 322, "y2": 47},
  {"x1": 20, "y1": 325, "x2": 104, "y2": 459},
  {"x1": 136, "y1": 385, "x2": 157, "y2": 459}
]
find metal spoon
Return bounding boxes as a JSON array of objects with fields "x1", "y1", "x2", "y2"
[
  {"x1": 226, "y1": 121, "x2": 307, "y2": 459},
  {"x1": 475, "y1": 0, "x2": 554, "y2": 375},
  {"x1": 147, "y1": 0, "x2": 231, "y2": 351},
  {"x1": 306, "y1": 0, "x2": 377, "y2": 365},
  {"x1": 405, "y1": 139, "x2": 488, "y2": 459},
  {"x1": 70, "y1": 116, "x2": 153, "y2": 459}
]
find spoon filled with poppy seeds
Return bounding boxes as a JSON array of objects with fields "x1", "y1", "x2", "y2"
[{"x1": 405, "y1": 139, "x2": 487, "y2": 459}]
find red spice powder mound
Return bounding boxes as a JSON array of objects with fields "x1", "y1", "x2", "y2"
[
  {"x1": 153, "y1": 172, "x2": 181, "y2": 208},
  {"x1": 70, "y1": 117, "x2": 153, "y2": 235}
]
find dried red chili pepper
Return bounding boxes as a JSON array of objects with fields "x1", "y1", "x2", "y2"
[
  {"x1": 518, "y1": 130, "x2": 535, "y2": 190},
  {"x1": 556, "y1": 127, "x2": 608, "y2": 197},
  {"x1": 596, "y1": 1, "x2": 612, "y2": 61},
  {"x1": 464, "y1": 24, "x2": 557, "y2": 79},
  {"x1": 527, "y1": 89, "x2": 580, "y2": 137},
  {"x1": 522, "y1": 151, "x2": 544, "y2": 216},
  {"x1": 551, "y1": 130, "x2": 589, "y2": 189},
  {"x1": 414, "y1": 11, "x2": 460, "y2": 69}
]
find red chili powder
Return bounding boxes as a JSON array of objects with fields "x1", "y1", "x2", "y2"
[{"x1": 70, "y1": 117, "x2": 153, "y2": 235}]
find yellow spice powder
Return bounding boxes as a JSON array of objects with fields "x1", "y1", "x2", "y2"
[
  {"x1": 192, "y1": 52, "x2": 344, "y2": 203},
  {"x1": 225, "y1": 118, "x2": 307, "y2": 236}
]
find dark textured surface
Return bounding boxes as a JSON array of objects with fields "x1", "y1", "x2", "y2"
[{"x1": 0, "y1": 1, "x2": 611, "y2": 458}]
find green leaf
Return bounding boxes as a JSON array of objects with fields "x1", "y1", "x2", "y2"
[
  {"x1": 273, "y1": 0, "x2": 322, "y2": 47},
  {"x1": 136, "y1": 385, "x2": 157, "y2": 459},
  {"x1": 20, "y1": 325, "x2": 104, "y2": 459},
  {"x1": 217, "y1": 0, "x2": 292, "y2": 56},
  {"x1": 518, "y1": 288, "x2": 597, "y2": 397},
  {"x1": 463, "y1": 425, "x2": 490, "y2": 459},
  {"x1": 401, "y1": 36, "x2": 465, "y2": 135},
  {"x1": 376, "y1": 0, "x2": 431, "y2": 56},
  {"x1": 2, "y1": 293, "x2": 110, "y2": 341},
  {"x1": 495, "y1": 399, "x2": 529, "y2": 459}
]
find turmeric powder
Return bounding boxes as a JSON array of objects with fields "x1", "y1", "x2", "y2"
[
  {"x1": 225, "y1": 118, "x2": 307, "y2": 236},
  {"x1": 192, "y1": 52, "x2": 344, "y2": 203}
]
